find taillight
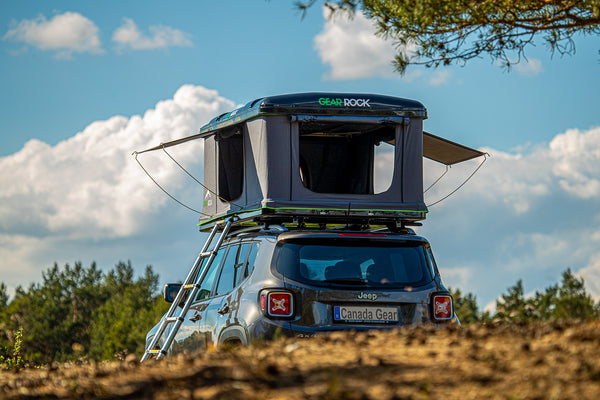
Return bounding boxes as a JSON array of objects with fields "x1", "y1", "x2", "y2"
[
  {"x1": 260, "y1": 291, "x2": 294, "y2": 318},
  {"x1": 431, "y1": 293, "x2": 453, "y2": 321}
]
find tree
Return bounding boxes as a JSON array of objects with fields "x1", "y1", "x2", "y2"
[
  {"x1": 0, "y1": 283, "x2": 8, "y2": 311},
  {"x1": 494, "y1": 269, "x2": 599, "y2": 322},
  {"x1": 494, "y1": 279, "x2": 532, "y2": 321},
  {"x1": 449, "y1": 287, "x2": 482, "y2": 324},
  {"x1": 297, "y1": 0, "x2": 600, "y2": 73},
  {"x1": 531, "y1": 268, "x2": 598, "y2": 321},
  {"x1": 0, "y1": 260, "x2": 167, "y2": 363},
  {"x1": 89, "y1": 262, "x2": 169, "y2": 360},
  {"x1": 3, "y1": 262, "x2": 106, "y2": 363}
]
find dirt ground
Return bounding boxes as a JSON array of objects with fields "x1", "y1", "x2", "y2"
[{"x1": 2, "y1": 322, "x2": 600, "y2": 399}]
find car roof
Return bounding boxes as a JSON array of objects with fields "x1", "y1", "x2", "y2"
[{"x1": 227, "y1": 226, "x2": 430, "y2": 245}]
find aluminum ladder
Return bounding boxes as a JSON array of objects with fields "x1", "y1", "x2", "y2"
[{"x1": 141, "y1": 217, "x2": 234, "y2": 361}]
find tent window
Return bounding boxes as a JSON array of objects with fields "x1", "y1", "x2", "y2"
[
  {"x1": 299, "y1": 122, "x2": 395, "y2": 195},
  {"x1": 373, "y1": 140, "x2": 395, "y2": 194},
  {"x1": 217, "y1": 128, "x2": 243, "y2": 201}
]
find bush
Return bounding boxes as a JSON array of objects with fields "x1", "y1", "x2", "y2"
[{"x1": 0, "y1": 327, "x2": 25, "y2": 370}]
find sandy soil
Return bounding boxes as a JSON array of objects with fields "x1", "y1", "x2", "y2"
[{"x1": 2, "y1": 322, "x2": 600, "y2": 399}]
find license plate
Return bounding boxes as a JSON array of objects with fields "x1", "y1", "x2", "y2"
[{"x1": 333, "y1": 305, "x2": 399, "y2": 323}]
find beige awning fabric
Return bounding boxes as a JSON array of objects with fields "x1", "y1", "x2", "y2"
[{"x1": 423, "y1": 131, "x2": 486, "y2": 165}]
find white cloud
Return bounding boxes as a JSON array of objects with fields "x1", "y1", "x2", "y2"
[
  {"x1": 2, "y1": 12, "x2": 103, "y2": 59},
  {"x1": 424, "y1": 144, "x2": 554, "y2": 215},
  {"x1": 313, "y1": 8, "x2": 454, "y2": 84},
  {"x1": 423, "y1": 127, "x2": 600, "y2": 214},
  {"x1": 515, "y1": 58, "x2": 544, "y2": 76},
  {"x1": 578, "y1": 252, "x2": 600, "y2": 302},
  {"x1": 428, "y1": 70, "x2": 451, "y2": 86},
  {"x1": 314, "y1": 8, "x2": 415, "y2": 80},
  {"x1": 549, "y1": 128, "x2": 600, "y2": 199},
  {"x1": 0, "y1": 85, "x2": 234, "y2": 240},
  {"x1": 112, "y1": 18, "x2": 193, "y2": 51}
]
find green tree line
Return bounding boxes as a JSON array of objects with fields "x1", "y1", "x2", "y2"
[
  {"x1": 1, "y1": 262, "x2": 598, "y2": 365},
  {"x1": 451, "y1": 268, "x2": 600, "y2": 323},
  {"x1": 0, "y1": 261, "x2": 169, "y2": 365}
]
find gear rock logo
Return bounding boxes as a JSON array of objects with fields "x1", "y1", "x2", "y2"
[
  {"x1": 318, "y1": 97, "x2": 371, "y2": 107},
  {"x1": 343, "y1": 98, "x2": 370, "y2": 107}
]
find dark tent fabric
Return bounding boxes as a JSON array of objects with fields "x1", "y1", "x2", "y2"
[
  {"x1": 217, "y1": 133, "x2": 244, "y2": 202},
  {"x1": 299, "y1": 135, "x2": 374, "y2": 195}
]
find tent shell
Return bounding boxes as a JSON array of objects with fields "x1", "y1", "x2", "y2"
[
  {"x1": 137, "y1": 93, "x2": 485, "y2": 230},
  {"x1": 193, "y1": 93, "x2": 484, "y2": 230}
]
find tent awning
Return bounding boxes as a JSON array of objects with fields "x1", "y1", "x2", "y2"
[{"x1": 423, "y1": 131, "x2": 485, "y2": 165}]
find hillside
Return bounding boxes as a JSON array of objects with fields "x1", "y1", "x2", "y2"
[{"x1": 2, "y1": 322, "x2": 600, "y2": 399}]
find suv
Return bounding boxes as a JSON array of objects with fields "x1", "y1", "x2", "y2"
[
  {"x1": 145, "y1": 225, "x2": 456, "y2": 354},
  {"x1": 138, "y1": 92, "x2": 480, "y2": 359}
]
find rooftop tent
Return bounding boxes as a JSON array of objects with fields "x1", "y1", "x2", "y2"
[{"x1": 137, "y1": 93, "x2": 485, "y2": 228}]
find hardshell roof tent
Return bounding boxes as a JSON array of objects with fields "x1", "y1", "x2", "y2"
[{"x1": 136, "y1": 93, "x2": 485, "y2": 230}]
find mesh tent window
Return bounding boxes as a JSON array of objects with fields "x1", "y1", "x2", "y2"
[
  {"x1": 298, "y1": 121, "x2": 396, "y2": 195},
  {"x1": 217, "y1": 128, "x2": 243, "y2": 202}
]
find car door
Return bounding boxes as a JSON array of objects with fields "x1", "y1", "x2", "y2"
[
  {"x1": 170, "y1": 245, "x2": 225, "y2": 354},
  {"x1": 202, "y1": 241, "x2": 239, "y2": 348},
  {"x1": 211, "y1": 240, "x2": 263, "y2": 346}
]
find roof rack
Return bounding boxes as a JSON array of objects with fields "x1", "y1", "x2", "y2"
[{"x1": 198, "y1": 208, "x2": 423, "y2": 234}]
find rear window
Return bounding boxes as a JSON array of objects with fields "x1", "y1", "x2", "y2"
[{"x1": 275, "y1": 239, "x2": 433, "y2": 288}]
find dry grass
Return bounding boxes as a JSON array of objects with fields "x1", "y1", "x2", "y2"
[{"x1": 2, "y1": 321, "x2": 600, "y2": 399}]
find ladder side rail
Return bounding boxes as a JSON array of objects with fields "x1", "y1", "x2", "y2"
[{"x1": 153, "y1": 218, "x2": 234, "y2": 360}]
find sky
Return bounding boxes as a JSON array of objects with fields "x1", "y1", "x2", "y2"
[{"x1": 1, "y1": 0, "x2": 599, "y2": 310}]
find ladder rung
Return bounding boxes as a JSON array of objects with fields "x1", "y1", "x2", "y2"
[
  {"x1": 182, "y1": 283, "x2": 200, "y2": 289},
  {"x1": 148, "y1": 349, "x2": 167, "y2": 355},
  {"x1": 164, "y1": 316, "x2": 184, "y2": 323},
  {"x1": 199, "y1": 251, "x2": 214, "y2": 258}
]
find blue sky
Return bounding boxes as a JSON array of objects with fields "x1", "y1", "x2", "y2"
[{"x1": 1, "y1": 0, "x2": 599, "y2": 310}]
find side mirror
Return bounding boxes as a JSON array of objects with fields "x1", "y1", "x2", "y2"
[{"x1": 163, "y1": 283, "x2": 182, "y2": 303}]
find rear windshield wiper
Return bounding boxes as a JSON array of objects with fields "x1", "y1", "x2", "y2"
[{"x1": 323, "y1": 278, "x2": 369, "y2": 285}]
